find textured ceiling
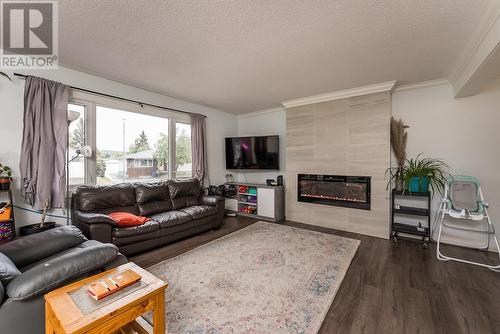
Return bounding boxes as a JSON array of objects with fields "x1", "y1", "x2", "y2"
[{"x1": 58, "y1": 0, "x2": 488, "y2": 114}]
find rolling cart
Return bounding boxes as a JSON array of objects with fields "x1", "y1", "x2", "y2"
[{"x1": 391, "y1": 189, "x2": 431, "y2": 248}]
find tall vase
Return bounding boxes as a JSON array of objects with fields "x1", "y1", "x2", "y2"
[{"x1": 395, "y1": 168, "x2": 404, "y2": 191}]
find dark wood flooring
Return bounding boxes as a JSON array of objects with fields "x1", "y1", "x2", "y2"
[{"x1": 130, "y1": 216, "x2": 500, "y2": 334}]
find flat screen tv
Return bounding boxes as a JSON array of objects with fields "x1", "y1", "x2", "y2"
[{"x1": 225, "y1": 135, "x2": 279, "y2": 170}]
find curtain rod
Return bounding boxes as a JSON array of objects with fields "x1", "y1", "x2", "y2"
[{"x1": 13, "y1": 73, "x2": 205, "y2": 118}]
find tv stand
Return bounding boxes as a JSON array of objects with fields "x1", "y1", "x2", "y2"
[{"x1": 224, "y1": 182, "x2": 284, "y2": 222}]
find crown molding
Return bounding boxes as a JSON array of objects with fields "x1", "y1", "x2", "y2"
[
  {"x1": 450, "y1": 0, "x2": 500, "y2": 97},
  {"x1": 393, "y1": 79, "x2": 449, "y2": 92},
  {"x1": 281, "y1": 80, "x2": 396, "y2": 108},
  {"x1": 237, "y1": 106, "x2": 285, "y2": 118}
]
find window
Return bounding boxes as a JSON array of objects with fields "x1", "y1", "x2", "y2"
[
  {"x1": 96, "y1": 106, "x2": 169, "y2": 184},
  {"x1": 175, "y1": 122, "x2": 192, "y2": 178},
  {"x1": 68, "y1": 103, "x2": 86, "y2": 189},
  {"x1": 67, "y1": 92, "x2": 192, "y2": 187}
]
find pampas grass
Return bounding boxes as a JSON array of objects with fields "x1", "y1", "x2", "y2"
[{"x1": 390, "y1": 116, "x2": 408, "y2": 168}]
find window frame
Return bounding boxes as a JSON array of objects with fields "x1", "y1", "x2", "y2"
[{"x1": 69, "y1": 90, "x2": 191, "y2": 186}]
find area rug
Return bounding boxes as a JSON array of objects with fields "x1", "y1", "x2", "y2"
[{"x1": 146, "y1": 221, "x2": 360, "y2": 334}]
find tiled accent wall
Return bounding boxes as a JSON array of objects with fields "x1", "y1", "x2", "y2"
[{"x1": 285, "y1": 92, "x2": 391, "y2": 238}]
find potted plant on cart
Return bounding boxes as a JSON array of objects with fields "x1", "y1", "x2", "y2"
[
  {"x1": 387, "y1": 153, "x2": 449, "y2": 195},
  {"x1": 19, "y1": 200, "x2": 56, "y2": 236},
  {"x1": 403, "y1": 153, "x2": 449, "y2": 194},
  {"x1": 0, "y1": 163, "x2": 13, "y2": 190}
]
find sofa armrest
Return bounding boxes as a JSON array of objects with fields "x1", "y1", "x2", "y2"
[
  {"x1": 0, "y1": 226, "x2": 87, "y2": 268},
  {"x1": 73, "y1": 211, "x2": 116, "y2": 225},
  {"x1": 72, "y1": 220, "x2": 113, "y2": 244},
  {"x1": 199, "y1": 195, "x2": 224, "y2": 206},
  {"x1": 199, "y1": 196, "x2": 225, "y2": 228},
  {"x1": 6, "y1": 243, "x2": 119, "y2": 301}
]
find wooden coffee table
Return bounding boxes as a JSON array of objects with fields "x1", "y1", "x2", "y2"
[{"x1": 44, "y1": 262, "x2": 167, "y2": 334}]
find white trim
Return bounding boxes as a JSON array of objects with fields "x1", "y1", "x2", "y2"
[
  {"x1": 281, "y1": 80, "x2": 396, "y2": 108},
  {"x1": 450, "y1": 0, "x2": 500, "y2": 97},
  {"x1": 393, "y1": 79, "x2": 449, "y2": 92},
  {"x1": 237, "y1": 106, "x2": 285, "y2": 118}
]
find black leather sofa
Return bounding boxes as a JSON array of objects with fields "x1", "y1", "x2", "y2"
[
  {"x1": 0, "y1": 225, "x2": 127, "y2": 334},
  {"x1": 72, "y1": 179, "x2": 225, "y2": 256}
]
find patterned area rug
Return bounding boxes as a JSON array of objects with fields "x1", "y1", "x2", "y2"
[{"x1": 146, "y1": 221, "x2": 360, "y2": 334}]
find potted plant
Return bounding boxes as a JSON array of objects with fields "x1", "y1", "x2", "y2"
[
  {"x1": 19, "y1": 200, "x2": 56, "y2": 236},
  {"x1": 387, "y1": 153, "x2": 449, "y2": 194},
  {"x1": 225, "y1": 173, "x2": 234, "y2": 183},
  {"x1": 0, "y1": 163, "x2": 13, "y2": 190}
]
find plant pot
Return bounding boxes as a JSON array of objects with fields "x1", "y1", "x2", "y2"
[
  {"x1": 19, "y1": 222, "x2": 56, "y2": 236},
  {"x1": 0, "y1": 180, "x2": 11, "y2": 191},
  {"x1": 408, "y1": 176, "x2": 429, "y2": 193}
]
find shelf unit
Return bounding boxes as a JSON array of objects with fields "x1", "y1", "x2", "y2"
[
  {"x1": 224, "y1": 182, "x2": 284, "y2": 222},
  {"x1": 391, "y1": 189, "x2": 430, "y2": 248},
  {"x1": 0, "y1": 189, "x2": 16, "y2": 240}
]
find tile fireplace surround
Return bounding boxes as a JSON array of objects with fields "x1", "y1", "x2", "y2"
[{"x1": 285, "y1": 91, "x2": 391, "y2": 239}]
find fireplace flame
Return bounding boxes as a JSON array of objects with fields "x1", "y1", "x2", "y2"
[{"x1": 300, "y1": 193, "x2": 366, "y2": 203}]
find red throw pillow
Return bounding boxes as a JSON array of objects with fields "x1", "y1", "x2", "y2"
[{"x1": 108, "y1": 212, "x2": 151, "y2": 227}]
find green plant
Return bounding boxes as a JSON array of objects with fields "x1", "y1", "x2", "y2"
[
  {"x1": 386, "y1": 153, "x2": 449, "y2": 194},
  {"x1": 0, "y1": 163, "x2": 12, "y2": 181}
]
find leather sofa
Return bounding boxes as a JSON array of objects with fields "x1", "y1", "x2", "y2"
[
  {"x1": 0, "y1": 225, "x2": 127, "y2": 334},
  {"x1": 72, "y1": 179, "x2": 225, "y2": 256}
]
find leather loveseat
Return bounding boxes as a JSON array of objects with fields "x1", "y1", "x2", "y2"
[
  {"x1": 72, "y1": 179, "x2": 225, "y2": 256},
  {"x1": 0, "y1": 225, "x2": 127, "y2": 334}
]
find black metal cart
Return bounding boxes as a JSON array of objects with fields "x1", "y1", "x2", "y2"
[{"x1": 391, "y1": 189, "x2": 431, "y2": 248}]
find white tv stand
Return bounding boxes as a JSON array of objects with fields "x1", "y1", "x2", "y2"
[{"x1": 224, "y1": 182, "x2": 284, "y2": 222}]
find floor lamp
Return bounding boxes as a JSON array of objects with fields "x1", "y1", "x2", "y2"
[{"x1": 67, "y1": 110, "x2": 92, "y2": 225}]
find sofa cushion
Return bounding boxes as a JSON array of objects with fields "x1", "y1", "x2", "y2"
[
  {"x1": 76, "y1": 183, "x2": 138, "y2": 213},
  {"x1": 0, "y1": 252, "x2": 20, "y2": 284},
  {"x1": 150, "y1": 211, "x2": 192, "y2": 228},
  {"x1": 74, "y1": 211, "x2": 116, "y2": 225},
  {"x1": 180, "y1": 205, "x2": 218, "y2": 220},
  {"x1": 6, "y1": 243, "x2": 119, "y2": 301},
  {"x1": 20, "y1": 240, "x2": 106, "y2": 272},
  {"x1": 112, "y1": 230, "x2": 159, "y2": 247},
  {"x1": 159, "y1": 222, "x2": 195, "y2": 236},
  {"x1": 168, "y1": 179, "x2": 201, "y2": 209},
  {"x1": 0, "y1": 226, "x2": 87, "y2": 268},
  {"x1": 135, "y1": 182, "x2": 172, "y2": 216},
  {"x1": 112, "y1": 220, "x2": 159, "y2": 238}
]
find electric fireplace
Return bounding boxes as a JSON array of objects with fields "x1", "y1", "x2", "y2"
[{"x1": 298, "y1": 174, "x2": 371, "y2": 210}]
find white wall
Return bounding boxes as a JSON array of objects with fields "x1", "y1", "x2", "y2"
[
  {"x1": 234, "y1": 108, "x2": 286, "y2": 184},
  {"x1": 0, "y1": 67, "x2": 237, "y2": 230},
  {"x1": 236, "y1": 79, "x2": 500, "y2": 250},
  {"x1": 392, "y1": 78, "x2": 500, "y2": 249}
]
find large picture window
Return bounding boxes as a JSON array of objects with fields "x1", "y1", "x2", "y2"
[
  {"x1": 96, "y1": 106, "x2": 170, "y2": 184},
  {"x1": 67, "y1": 93, "x2": 192, "y2": 187}
]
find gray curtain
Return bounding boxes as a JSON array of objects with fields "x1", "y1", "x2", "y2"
[
  {"x1": 20, "y1": 76, "x2": 70, "y2": 210},
  {"x1": 190, "y1": 113, "x2": 209, "y2": 187}
]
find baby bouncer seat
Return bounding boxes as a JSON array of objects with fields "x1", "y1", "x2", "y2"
[{"x1": 435, "y1": 175, "x2": 500, "y2": 271}]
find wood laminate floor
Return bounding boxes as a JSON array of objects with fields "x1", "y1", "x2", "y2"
[{"x1": 130, "y1": 216, "x2": 500, "y2": 334}]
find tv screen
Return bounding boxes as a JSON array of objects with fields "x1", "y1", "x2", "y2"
[{"x1": 225, "y1": 135, "x2": 279, "y2": 170}]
